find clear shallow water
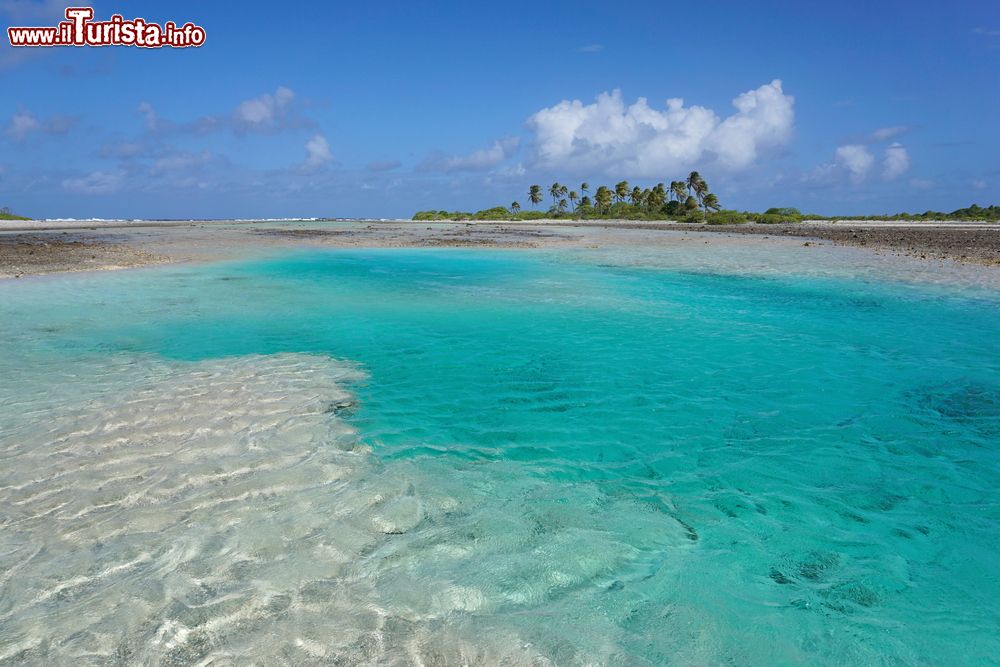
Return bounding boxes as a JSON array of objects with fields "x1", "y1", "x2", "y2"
[{"x1": 1, "y1": 248, "x2": 999, "y2": 665}]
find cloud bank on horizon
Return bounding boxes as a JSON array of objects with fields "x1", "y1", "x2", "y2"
[{"x1": 528, "y1": 80, "x2": 794, "y2": 177}]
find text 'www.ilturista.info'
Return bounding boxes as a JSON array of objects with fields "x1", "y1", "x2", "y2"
[{"x1": 7, "y1": 7, "x2": 206, "y2": 48}]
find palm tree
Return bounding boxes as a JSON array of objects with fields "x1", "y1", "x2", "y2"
[
  {"x1": 549, "y1": 182, "x2": 562, "y2": 208},
  {"x1": 687, "y1": 172, "x2": 708, "y2": 203},
  {"x1": 614, "y1": 180, "x2": 630, "y2": 204},
  {"x1": 629, "y1": 186, "x2": 643, "y2": 207},
  {"x1": 670, "y1": 180, "x2": 687, "y2": 203},
  {"x1": 686, "y1": 171, "x2": 701, "y2": 196},
  {"x1": 579, "y1": 195, "x2": 592, "y2": 209},
  {"x1": 528, "y1": 185, "x2": 542, "y2": 208},
  {"x1": 702, "y1": 193, "x2": 720, "y2": 214},
  {"x1": 511, "y1": 201, "x2": 521, "y2": 216},
  {"x1": 650, "y1": 183, "x2": 666, "y2": 211},
  {"x1": 568, "y1": 190, "x2": 579, "y2": 210},
  {"x1": 641, "y1": 188, "x2": 652, "y2": 212},
  {"x1": 595, "y1": 186, "x2": 612, "y2": 214},
  {"x1": 696, "y1": 178, "x2": 709, "y2": 202},
  {"x1": 557, "y1": 198, "x2": 568, "y2": 213},
  {"x1": 580, "y1": 182, "x2": 589, "y2": 197}
]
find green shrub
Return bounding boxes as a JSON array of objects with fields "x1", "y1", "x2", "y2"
[
  {"x1": 471, "y1": 206, "x2": 512, "y2": 220},
  {"x1": 412, "y1": 210, "x2": 471, "y2": 221},
  {"x1": 512, "y1": 210, "x2": 549, "y2": 220},
  {"x1": 764, "y1": 207, "x2": 802, "y2": 217},
  {"x1": 0, "y1": 207, "x2": 30, "y2": 221},
  {"x1": 705, "y1": 210, "x2": 749, "y2": 225},
  {"x1": 749, "y1": 213, "x2": 786, "y2": 224}
]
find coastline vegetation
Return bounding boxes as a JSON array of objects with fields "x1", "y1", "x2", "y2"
[
  {"x1": 413, "y1": 175, "x2": 1000, "y2": 224},
  {"x1": 0, "y1": 207, "x2": 30, "y2": 221}
]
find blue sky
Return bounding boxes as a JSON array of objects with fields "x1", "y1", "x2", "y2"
[{"x1": 1, "y1": 0, "x2": 998, "y2": 219}]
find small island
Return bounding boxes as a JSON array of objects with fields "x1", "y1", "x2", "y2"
[
  {"x1": 414, "y1": 172, "x2": 1000, "y2": 224},
  {"x1": 0, "y1": 207, "x2": 31, "y2": 221}
]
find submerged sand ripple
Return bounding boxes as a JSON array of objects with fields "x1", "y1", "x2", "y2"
[{"x1": 0, "y1": 353, "x2": 695, "y2": 665}]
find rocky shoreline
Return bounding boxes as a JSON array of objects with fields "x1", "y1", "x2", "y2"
[
  {"x1": 0, "y1": 233, "x2": 165, "y2": 278},
  {"x1": 673, "y1": 222, "x2": 1000, "y2": 266},
  {"x1": 1, "y1": 219, "x2": 998, "y2": 279}
]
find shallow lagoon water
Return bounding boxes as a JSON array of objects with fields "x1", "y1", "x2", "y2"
[{"x1": 1, "y1": 247, "x2": 999, "y2": 665}]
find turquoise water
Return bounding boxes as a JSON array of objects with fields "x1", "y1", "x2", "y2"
[{"x1": 1, "y1": 248, "x2": 999, "y2": 664}]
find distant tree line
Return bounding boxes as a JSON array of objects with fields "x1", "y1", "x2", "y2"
[
  {"x1": 413, "y1": 174, "x2": 1000, "y2": 224},
  {"x1": 415, "y1": 172, "x2": 728, "y2": 222},
  {"x1": 519, "y1": 172, "x2": 720, "y2": 220}
]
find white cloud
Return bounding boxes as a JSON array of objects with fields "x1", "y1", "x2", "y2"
[
  {"x1": 137, "y1": 87, "x2": 304, "y2": 137},
  {"x1": 421, "y1": 137, "x2": 520, "y2": 172},
  {"x1": 303, "y1": 134, "x2": 333, "y2": 169},
  {"x1": 234, "y1": 86, "x2": 294, "y2": 130},
  {"x1": 834, "y1": 144, "x2": 874, "y2": 182},
  {"x1": 62, "y1": 170, "x2": 125, "y2": 195},
  {"x1": 804, "y1": 144, "x2": 875, "y2": 185},
  {"x1": 526, "y1": 79, "x2": 794, "y2": 177},
  {"x1": 6, "y1": 109, "x2": 40, "y2": 141},
  {"x1": 578, "y1": 44, "x2": 604, "y2": 53},
  {"x1": 881, "y1": 142, "x2": 909, "y2": 180}
]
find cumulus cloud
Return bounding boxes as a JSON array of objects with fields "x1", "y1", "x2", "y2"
[
  {"x1": 881, "y1": 142, "x2": 910, "y2": 180},
  {"x1": 420, "y1": 137, "x2": 520, "y2": 172},
  {"x1": 234, "y1": 86, "x2": 295, "y2": 132},
  {"x1": 835, "y1": 145, "x2": 875, "y2": 182},
  {"x1": 303, "y1": 134, "x2": 333, "y2": 169},
  {"x1": 806, "y1": 124, "x2": 914, "y2": 187},
  {"x1": 62, "y1": 170, "x2": 125, "y2": 194},
  {"x1": 804, "y1": 144, "x2": 875, "y2": 185},
  {"x1": 138, "y1": 87, "x2": 304, "y2": 137},
  {"x1": 526, "y1": 79, "x2": 794, "y2": 177}
]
